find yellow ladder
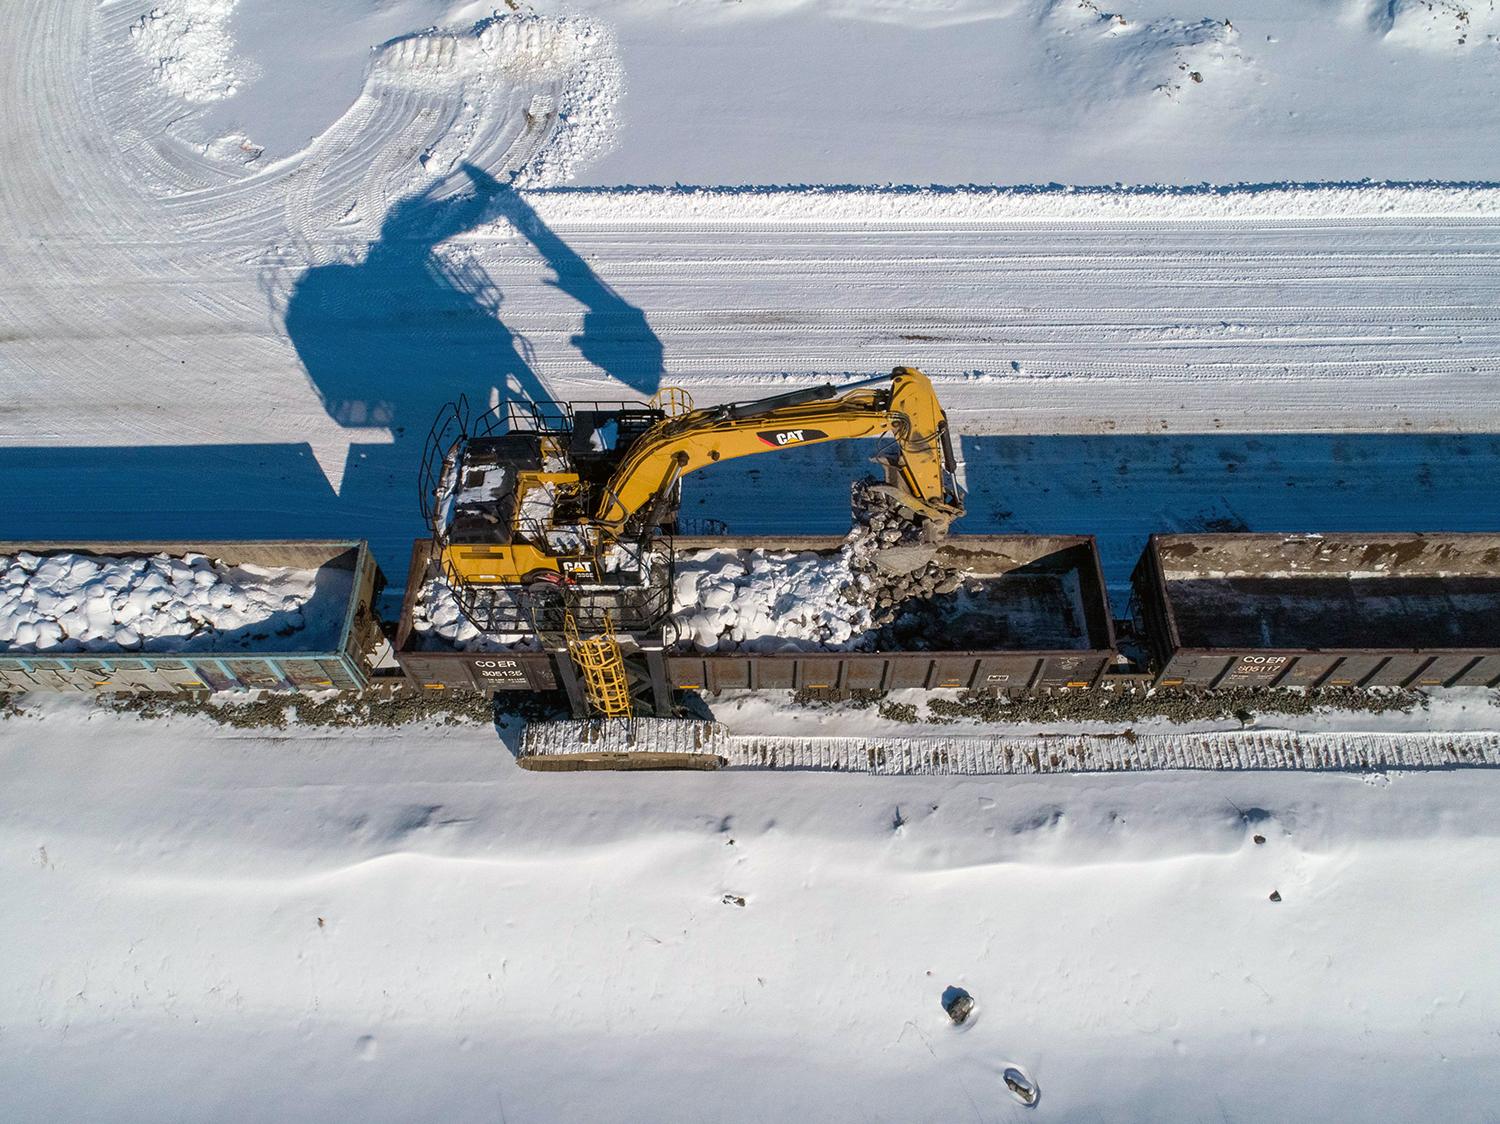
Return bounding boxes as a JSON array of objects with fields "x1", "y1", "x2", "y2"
[{"x1": 563, "y1": 610, "x2": 634, "y2": 719}]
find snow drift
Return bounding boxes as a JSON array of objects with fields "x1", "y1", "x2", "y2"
[{"x1": 128, "y1": 0, "x2": 251, "y2": 103}]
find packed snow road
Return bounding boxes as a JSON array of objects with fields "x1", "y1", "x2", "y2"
[
  {"x1": 10, "y1": 209, "x2": 1500, "y2": 452},
  {"x1": 440, "y1": 213, "x2": 1500, "y2": 433},
  {"x1": 10, "y1": 202, "x2": 1500, "y2": 589}
]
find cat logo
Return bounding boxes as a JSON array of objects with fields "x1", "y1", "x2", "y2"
[
  {"x1": 756, "y1": 427, "x2": 829, "y2": 447},
  {"x1": 561, "y1": 560, "x2": 594, "y2": 576}
]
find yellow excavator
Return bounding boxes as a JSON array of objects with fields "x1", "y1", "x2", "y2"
[{"x1": 421, "y1": 366, "x2": 964, "y2": 633}]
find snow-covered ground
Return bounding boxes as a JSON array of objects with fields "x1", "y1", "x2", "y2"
[
  {"x1": 5, "y1": 0, "x2": 1500, "y2": 1117},
  {"x1": 103, "y1": 0, "x2": 1500, "y2": 187},
  {"x1": 3, "y1": 704, "x2": 1500, "y2": 1121}
]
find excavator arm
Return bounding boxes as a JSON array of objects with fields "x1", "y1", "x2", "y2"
[{"x1": 594, "y1": 366, "x2": 964, "y2": 538}]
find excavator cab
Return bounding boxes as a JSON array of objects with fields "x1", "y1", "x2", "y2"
[{"x1": 439, "y1": 432, "x2": 589, "y2": 572}]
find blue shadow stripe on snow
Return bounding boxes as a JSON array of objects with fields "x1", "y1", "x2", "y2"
[
  {"x1": 7, "y1": 432, "x2": 1500, "y2": 606},
  {"x1": 0, "y1": 442, "x2": 424, "y2": 599},
  {"x1": 680, "y1": 432, "x2": 1500, "y2": 594}
]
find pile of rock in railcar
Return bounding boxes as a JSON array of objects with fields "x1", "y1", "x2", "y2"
[{"x1": 841, "y1": 481, "x2": 974, "y2": 628}]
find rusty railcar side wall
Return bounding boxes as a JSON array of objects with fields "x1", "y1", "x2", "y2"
[
  {"x1": 391, "y1": 647, "x2": 1111, "y2": 698},
  {"x1": 392, "y1": 650, "x2": 560, "y2": 692},
  {"x1": 1134, "y1": 533, "x2": 1500, "y2": 690},
  {"x1": 393, "y1": 535, "x2": 1119, "y2": 700},
  {"x1": 392, "y1": 540, "x2": 558, "y2": 692},
  {"x1": 0, "y1": 654, "x2": 373, "y2": 694},
  {"x1": 1128, "y1": 542, "x2": 1177, "y2": 675},
  {"x1": 1154, "y1": 650, "x2": 1500, "y2": 691},
  {"x1": 667, "y1": 651, "x2": 1111, "y2": 695},
  {"x1": 0, "y1": 540, "x2": 383, "y2": 694}
]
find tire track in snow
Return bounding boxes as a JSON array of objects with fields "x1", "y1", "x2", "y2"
[
  {"x1": 0, "y1": 3, "x2": 604, "y2": 468},
  {"x1": 5, "y1": 0, "x2": 1500, "y2": 488}
]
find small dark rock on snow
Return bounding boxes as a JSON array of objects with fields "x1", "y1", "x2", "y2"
[
  {"x1": 1003, "y1": 1066, "x2": 1040, "y2": 1107},
  {"x1": 943, "y1": 986, "x2": 975, "y2": 1024},
  {"x1": 1269, "y1": 890, "x2": 1282, "y2": 902}
]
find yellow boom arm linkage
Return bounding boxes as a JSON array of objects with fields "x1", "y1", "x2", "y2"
[{"x1": 595, "y1": 366, "x2": 964, "y2": 538}]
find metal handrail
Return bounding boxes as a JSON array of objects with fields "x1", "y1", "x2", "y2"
[
  {"x1": 437, "y1": 532, "x2": 676, "y2": 638},
  {"x1": 420, "y1": 394, "x2": 677, "y2": 639},
  {"x1": 418, "y1": 395, "x2": 470, "y2": 527}
]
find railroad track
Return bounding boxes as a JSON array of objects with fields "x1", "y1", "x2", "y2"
[{"x1": 519, "y1": 718, "x2": 1500, "y2": 773}]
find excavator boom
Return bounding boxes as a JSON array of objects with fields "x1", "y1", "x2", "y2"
[{"x1": 594, "y1": 366, "x2": 964, "y2": 536}]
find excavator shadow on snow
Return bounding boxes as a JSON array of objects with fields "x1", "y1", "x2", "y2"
[
  {"x1": 0, "y1": 165, "x2": 665, "y2": 599},
  {"x1": 285, "y1": 162, "x2": 663, "y2": 441},
  {"x1": 281, "y1": 162, "x2": 666, "y2": 592}
]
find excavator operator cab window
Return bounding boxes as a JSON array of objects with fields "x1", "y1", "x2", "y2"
[
  {"x1": 569, "y1": 408, "x2": 667, "y2": 464},
  {"x1": 570, "y1": 411, "x2": 620, "y2": 457}
]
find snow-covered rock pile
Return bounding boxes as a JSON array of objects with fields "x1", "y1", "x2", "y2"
[
  {"x1": 1042, "y1": 0, "x2": 1245, "y2": 104},
  {"x1": 0, "y1": 552, "x2": 344, "y2": 653},
  {"x1": 1381, "y1": 0, "x2": 1500, "y2": 49},
  {"x1": 670, "y1": 483, "x2": 968, "y2": 653},
  {"x1": 670, "y1": 547, "x2": 872, "y2": 653},
  {"x1": 409, "y1": 576, "x2": 539, "y2": 652}
]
